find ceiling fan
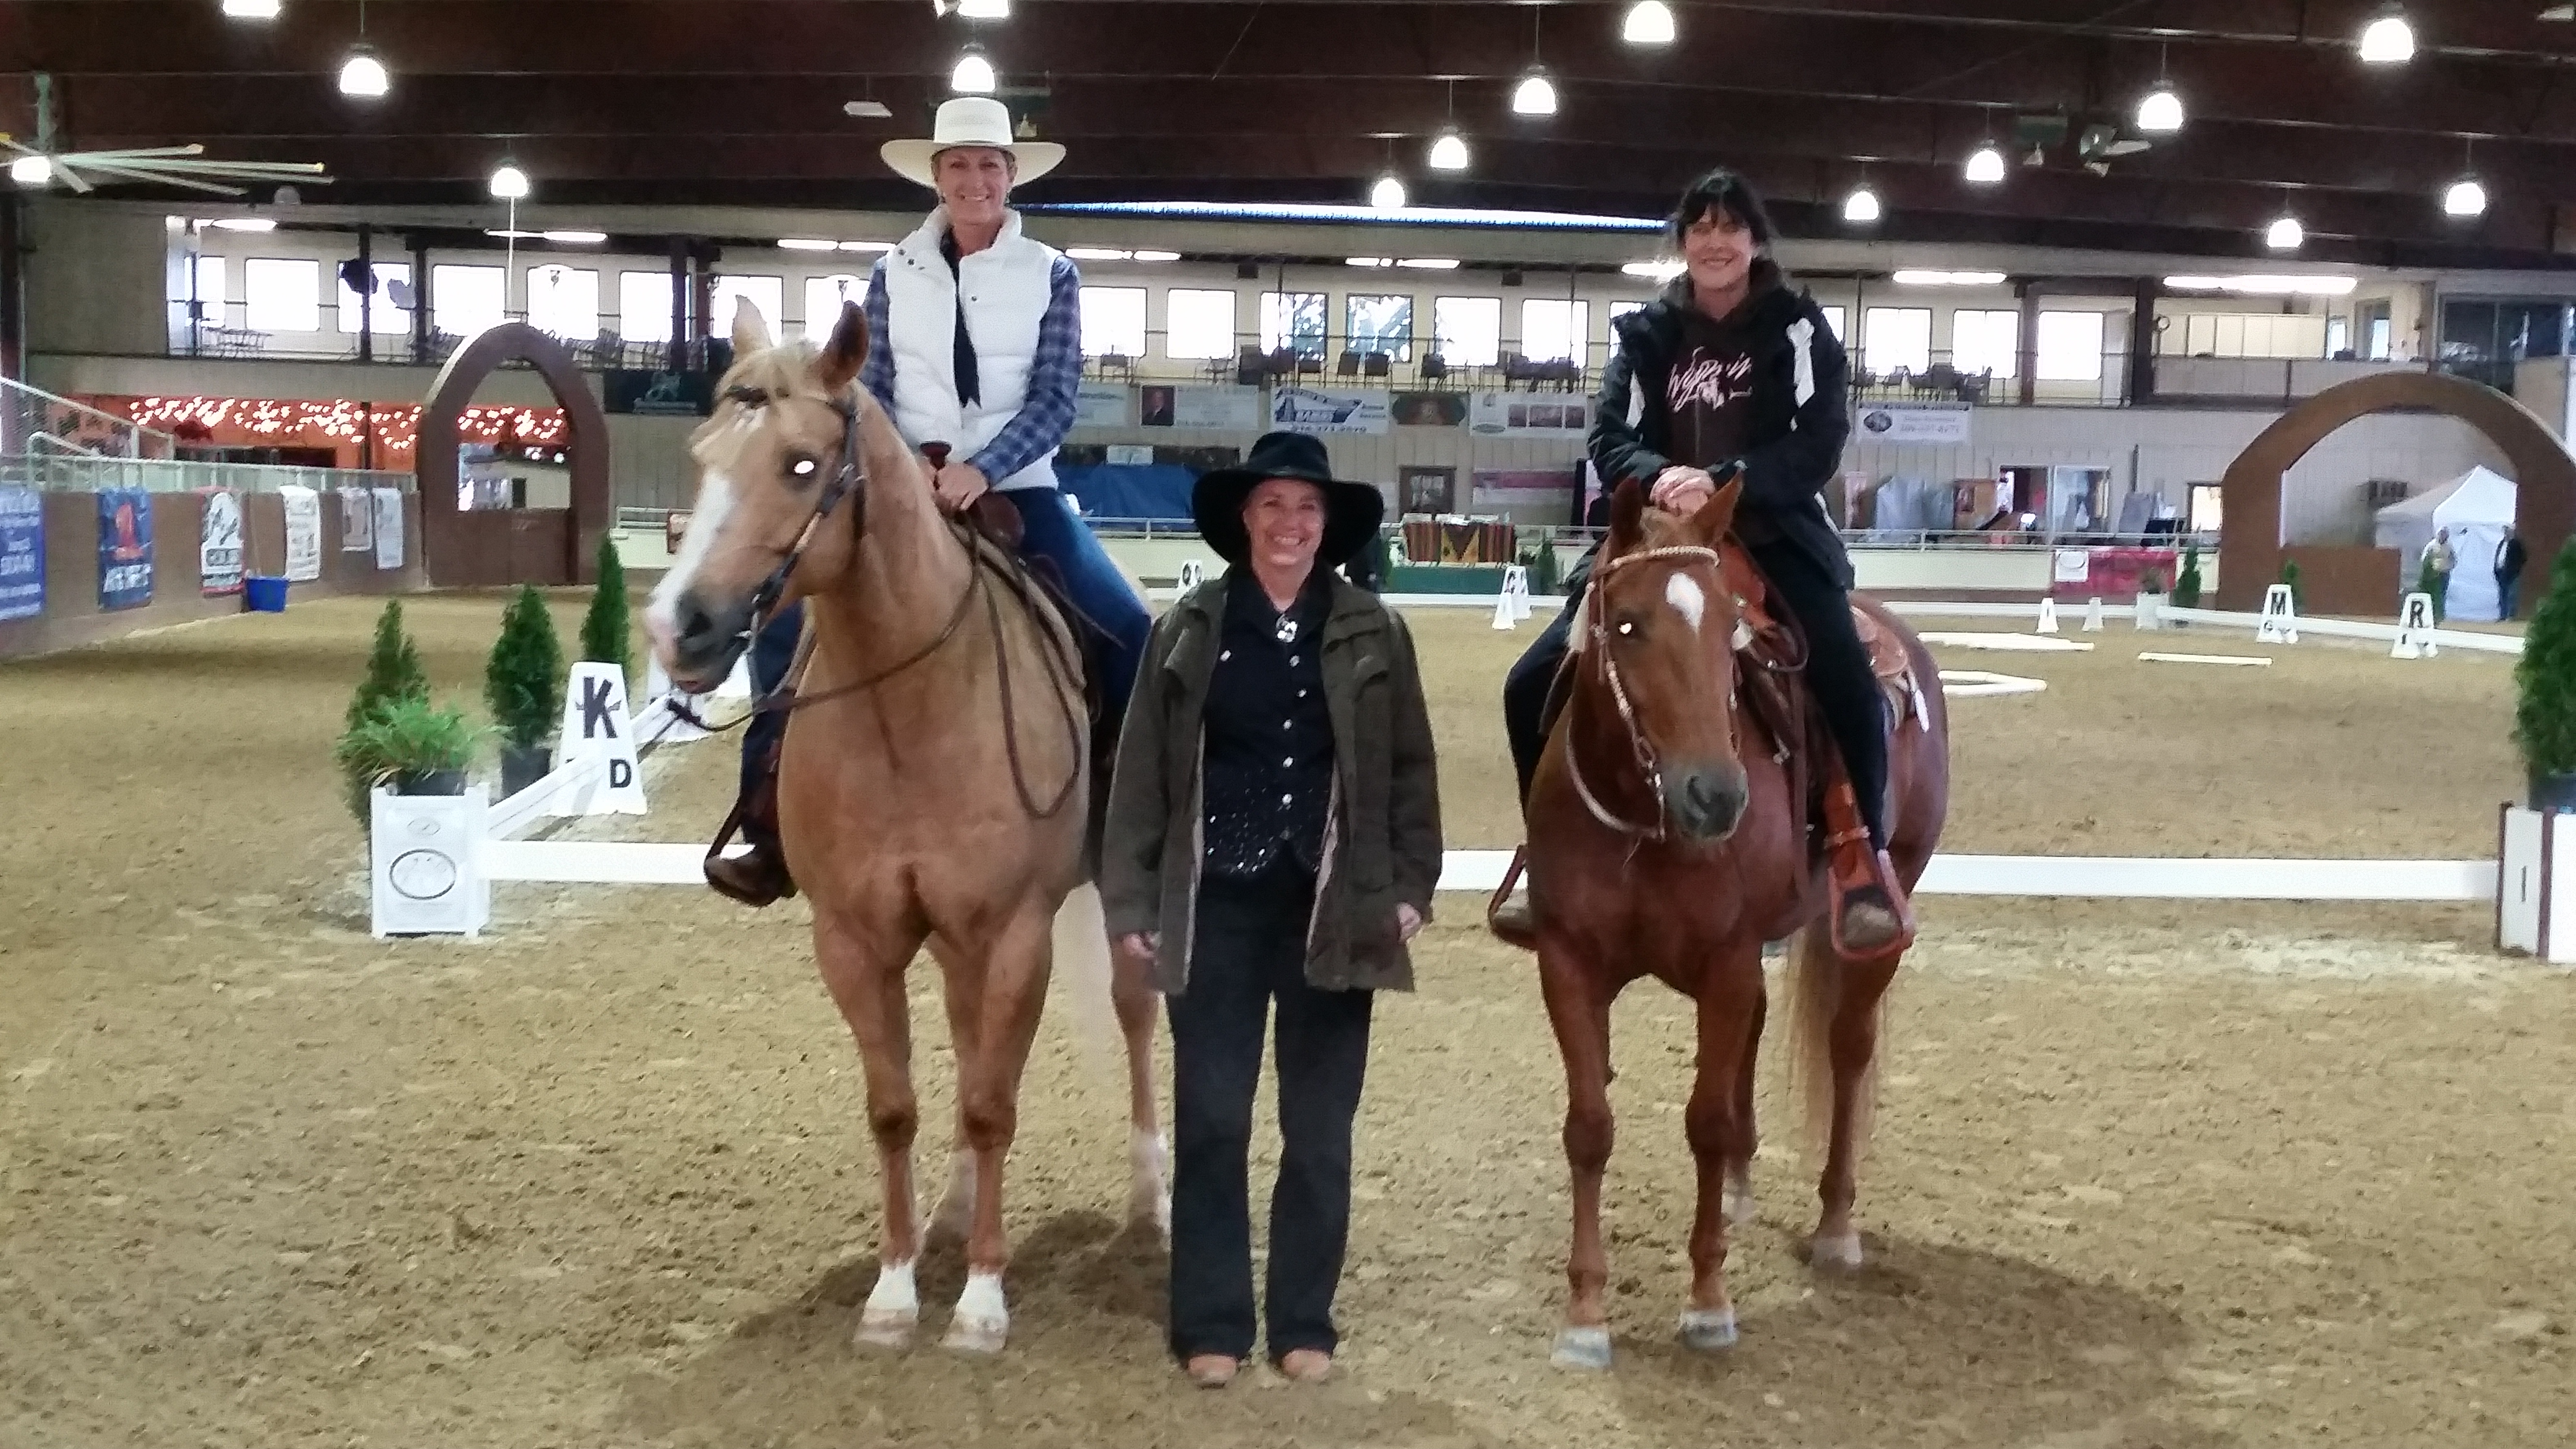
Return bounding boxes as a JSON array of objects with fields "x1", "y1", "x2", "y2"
[{"x1": 3, "y1": 72, "x2": 330, "y2": 197}]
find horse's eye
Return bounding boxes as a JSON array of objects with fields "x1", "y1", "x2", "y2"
[
  {"x1": 789, "y1": 457, "x2": 819, "y2": 480},
  {"x1": 1616, "y1": 620, "x2": 1637, "y2": 638}
]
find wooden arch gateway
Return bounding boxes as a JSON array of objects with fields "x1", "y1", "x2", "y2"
[
  {"x1": 2218, "y1": 370, "x2": 2575, "y2": 616},
  {"x1": 417, "y1": 323, "x2": 614, "y2": 588}
]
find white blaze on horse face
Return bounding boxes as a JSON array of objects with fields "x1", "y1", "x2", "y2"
[
  {"x1": 1665, "y1": 571, "x2": 1707, "y2": 634},
  {"x1": 644, "y1": 467, "x2": 737, "y2": 644}
]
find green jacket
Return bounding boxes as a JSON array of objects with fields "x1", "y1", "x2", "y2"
[{"x1": 1100, "y1": 569, "x2": 1443, "y2": 995}]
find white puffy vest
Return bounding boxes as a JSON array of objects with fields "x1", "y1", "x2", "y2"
[{"x1": 880, "y1": 207, "x2": 1063, "y2": 492}]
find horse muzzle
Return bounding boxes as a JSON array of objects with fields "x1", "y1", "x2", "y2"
[
  {"x1": 659, "y1": 586, "x2": 755, "y2": 692},
  {"x1": 1663, "y1": 763, "x2": 1750, "y2": 843}
]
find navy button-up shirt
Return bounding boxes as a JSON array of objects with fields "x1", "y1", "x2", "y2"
[{"x1": 1200, "y1": 568, "x2": 1336, "y2": 878}]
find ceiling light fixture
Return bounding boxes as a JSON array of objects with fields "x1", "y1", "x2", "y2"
[
  {"x1": 8, "y1": 155, "x2": 51, "y2": 187},
  {"x1": 2265, "y1": 213, "x2": 2304, "y2": 250},
  {"x1": 338, "y1": 46, "x2": 389, "y2": 98},
  {"x1": 1621, "y1": 0, "x2": 1675, "y2": 45},
  {"x1": 957, "y1": 0, "x2": 1011, "y2": 18},
  {"x1": 1512, "y1": 69, "x2": 1558, "y2": 115},
  {"x1": 838, "y1": 240, "x2": 893, "y2": 252},
  {"x1": 2163, "y1": 274, "x2": 2356, "y2": 296},
  {"x1": 1346, "y1": 257, "x2": 1393, "y2": 268},
  {"x1": 1395, "y1": 257, "x2": 1460, "y2": 269},
  {"x1": 778, "y1": 238, "x2": 839, "y2": 251},
  {"x1": 1843, "y1": 184, "x2": 1882, "y2": 224},
  {"x1": 2137, "y1": 81, "x2": 2184, "y2": 134},
  {"x1": 1429, "y1": 129, "x2": 1470, "y2": 171},
  {"x1": 951, "y1": 47, "x2": 997, "y2": 94},
  {"x1": 221, "y1": 0, "x2": 282, "y2": 18},
  {"x1": 843, "y1": 99, "x2": 893, "y2": 118},
  {"x1": 1965, "y1": 144, "x2": 2006, "y2": 185},
  {"x1": 2444, "y1": 176, "x2": 2487, "y2": 217},
  {"x1": 488, "y1": 162, "x2": 530, "y2": 200},
  {"x1": 208, "y1": 216, "x2": 278, "y2": 232},
  {"x1": 1621, "y1": 259, "x2": 1686, "y2": 279},
  {"x1": 2360, "y1": 9, "x2": 2415, "y2": 64},
  {"x1": 540, "y1": 229, "x2": 606, "y2": 244},
  {"x1": 1370, "y1": 173, "x2": 1408, "y2": 211},
  {"x1": 1892, "y1": 269, "x2": 2007, "y2": 286}
]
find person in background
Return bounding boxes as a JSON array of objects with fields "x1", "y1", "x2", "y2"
[
  {"x1": 1492, "y1": 166, "x2": 1910, "y2": 960},
  {"x1": 2497, "y1": 527, "x2": 2528, "y2": 620},
  {"x1": 1101, "y1": 431, "x2": 1441, "y2": 1389},
  {"x1": 704, "y1": 95, "x2": 1151, "y2": 905},
  {"x1": 2423, "y1": 526, "x2": 2456, "y2": 623}
]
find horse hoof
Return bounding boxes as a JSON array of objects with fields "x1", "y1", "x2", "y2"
[
  {"x1": 941, "y1": 1315, "x2": 1009, "y2": 1354},
  {"x1": 1809, "y1": 1231, "x2": 1865, "y2": 1271},
  {"x1": 1550, "y1": 1325, "x2": 1613, "y2": 1371},
  {"x1": 853, "y1": 1310, "x2": 916, "y2": 1349},
  {"x1": 1678, "y1": 1307, "x2": 1739, "y2": 1352}
]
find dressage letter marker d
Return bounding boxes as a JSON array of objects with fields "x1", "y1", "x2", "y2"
[{"x1": 548, "y1": 661, "x2": 649, "y2": 817}]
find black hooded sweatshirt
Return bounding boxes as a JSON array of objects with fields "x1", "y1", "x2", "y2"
[{"x1": 1577, "y1": 258, "x2": 1852, "y2": 590}]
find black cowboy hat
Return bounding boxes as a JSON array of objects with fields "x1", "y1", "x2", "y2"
[{"x1": 1191, "y1": 431, "x2": 1385, "y2": 569}]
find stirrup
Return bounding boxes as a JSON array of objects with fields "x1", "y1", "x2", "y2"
[
  {"x1": 1486, "y1": 844, "x2": 1538, "y2": 950},
  {"x1": 1820, "y1": 780, "x2": 1912, "y2": 963}
]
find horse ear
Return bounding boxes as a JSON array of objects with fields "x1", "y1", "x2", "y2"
[
  {"x1": 1609, "y1": 476, "x2": 1648, "y2": 551},
  {"x1": 818, "y1": 299, "x2": 870, "y2": 392},
  {"x1": 730, "y1": 296, "x2": 771, "y2": 359},
  {"x1": 1692, "y1": 467, "x2": 1745, "y2": 544}
]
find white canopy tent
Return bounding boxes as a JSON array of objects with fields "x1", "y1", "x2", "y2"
[{"x1": 2372, "y1": 464, "x2": 2519, "y2": 621}]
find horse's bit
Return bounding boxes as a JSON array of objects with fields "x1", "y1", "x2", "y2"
[{"x1": 1564, "y1": 542, "x2": 1735, "y2": 843}]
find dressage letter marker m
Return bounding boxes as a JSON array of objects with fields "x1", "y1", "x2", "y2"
[{"x1": 547, "y1": 661, "x2": 648, "y2": 816}]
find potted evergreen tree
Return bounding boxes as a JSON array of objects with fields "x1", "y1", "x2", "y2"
[
  {"x1": 2172, "y1": 546, "x2": 2204, "y2": 610},
  {"x1": 347, "y1": 598, "x2": 428, "y2": 736},
  {"x1": 335, "y1": 697, "x2": 489, "y2": 822},
  {"x1": 485, "y1": 584, "x2": 564, "y2": 796},
  {"x1": 2515, "y1": 539, "x2": 2576, "y2": 811},
  {"x1": 2279, "y1": 558, "x2": 2305, "y2": 612},
  {"x1": 580, "y1": 533, "x2": 631, "y2": 681}
]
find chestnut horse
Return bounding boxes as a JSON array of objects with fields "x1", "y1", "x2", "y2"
[
  {"x1": 1509, "y1": 475, "x2": 1948, "y2": 1369},
  {"x1": 644, "y1": 299, "x2": 1166, "y2": 1354}
]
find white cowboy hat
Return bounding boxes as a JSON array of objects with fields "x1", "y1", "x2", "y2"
[{"x1": 879, "y1": 96, "x2": 1065, "y2": 188}]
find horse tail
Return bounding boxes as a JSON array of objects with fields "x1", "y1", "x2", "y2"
[
  {"x1": 1784, "y1": 928, "x2": 1867, "y2": 1165},
  {"x1": 1051, "y1": 881, "x2": 1122, "y2": 1068}
]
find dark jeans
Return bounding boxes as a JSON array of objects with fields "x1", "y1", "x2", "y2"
[
  {"x1": 736, "y1": 602, "x2": 804, "y2": 850},
  {"x1": 1500, "y1": 541, "x2": 1891, "y2": 847},
  {"x1": 1166, "y1": 861, "x2": 1374, "y2": 1365},
  {"x1": 2500, "y1": 576, "x2": 2520, "y2": 619}
]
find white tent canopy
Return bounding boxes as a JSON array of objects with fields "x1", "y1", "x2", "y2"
[{"x1": 2372, "y1": 464, "x2": 2518, "y2": 621}]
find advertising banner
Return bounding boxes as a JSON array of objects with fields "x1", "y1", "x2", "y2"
[
  {"x1": 1269, "y1": 386, "x2": 1390, "y2": 436},
  {"x1": 97, "y1": 488, "x2": 154, "y2": 611},
  {"x1": 1852, "y1": 401, "x2": 1973, "y2": 445},
  {"x1": 1468, "y1": 392, "x2": 1588, "y2": 437},
  {"x1": 281, "y1": 485, "x2": 323, "y2": 581},
  {"x1": 0, "y1": 485, "x2": 44, "y2": 622},
  {"x1": 199, "y1": 488, "x2": 244, "y2": 595},
  {"x1": 373, "y1": 487, "x2": 406, "y2": 571}
]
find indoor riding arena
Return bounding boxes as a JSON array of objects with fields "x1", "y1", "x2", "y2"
[
  {"x1": 6, "y1": 595, "x2": 2569, "y2": 1448},
  {"x1": 8, "y1": 4, "x2": 2576, "y2": 1448}
]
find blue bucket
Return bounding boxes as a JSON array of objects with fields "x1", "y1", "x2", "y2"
[{"x1": 243, "y1": 576, "x2": 289, "y2": 613}]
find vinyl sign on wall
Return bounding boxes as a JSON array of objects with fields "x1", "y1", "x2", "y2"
[
  {"x1": 280, "y1": 485, "x2": 324, "y2": 581},
  {"x1": 0, "y1": 485, "x2": 44, "y2": 622},
  {"x1": 1852, "y1": 402, "x2": 1973, "y2": 446},
  {"x1": 198, "y1": 489, "x2": 244, "y2": 596},
  {"x1": 97, "y1": 488, "x2": 154, "y2": 611}
]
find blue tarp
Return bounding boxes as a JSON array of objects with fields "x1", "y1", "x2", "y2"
[{"x1": 1055, "y1": 463, "x2": 1198, "y2": 522}]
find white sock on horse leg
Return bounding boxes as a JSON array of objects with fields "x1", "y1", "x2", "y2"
[
  {"x1": 1128, "y1": 1127, "x2": 1171, "y2": 1232},
  {"x1": 857, "y1": 1257, "x2": 919, "y2": 1345},
  {"x1": 943, "y1": 1270, "x2": 1011, "y2": 1352}
]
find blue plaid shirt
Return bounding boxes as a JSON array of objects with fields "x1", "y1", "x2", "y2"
[{"x1": 861, "y1": 246, "x2": 1083, "y2": 487}]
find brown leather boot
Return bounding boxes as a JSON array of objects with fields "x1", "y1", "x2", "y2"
[
  {"x1": 703, "y1": 744, "x2": 797, "y2": 907},
  {"x1": 705, "y1": 834, "x2": 797, "y2": 907},
  {"x1": 1821, "y1": 778, "x2": 1914, "y2": 962}
]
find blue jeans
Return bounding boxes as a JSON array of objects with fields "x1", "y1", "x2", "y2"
[{"x1": 735, "y1": 487, "x2": 1150, "y2": 836}]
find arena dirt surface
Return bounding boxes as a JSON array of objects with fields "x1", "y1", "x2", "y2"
[{"x1": 4, "y1": 593, "x2": 2571, "y2": 1448}]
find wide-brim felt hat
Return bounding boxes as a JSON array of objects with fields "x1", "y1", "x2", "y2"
[
  {"x1": 1191, "y1": 431, "x2": 1385, "y2": 569},
  {"x1": 881, "y1": 97, "x2": 1066, "y2": 188}
]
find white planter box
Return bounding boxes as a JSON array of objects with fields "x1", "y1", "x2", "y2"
[
  {"x1": 2134, "y1": 591, "x2": 2166, "y2": 630},
  {"x1": 2496, "y1": 805, "x2": 2576, "y2": 966},
  {"x1": 371, "y1": 784, "x2": 491, "y2": 938}
]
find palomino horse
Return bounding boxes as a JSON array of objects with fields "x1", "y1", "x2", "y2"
[
  {"x1": 644, "y1": 299, "x2": 1167, "y2": 1353},
  {"x1": 1507, "y1": 475, "x2": 1948, "y2": 1369}
]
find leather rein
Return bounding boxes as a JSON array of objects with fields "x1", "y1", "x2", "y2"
[{"x1": 666, "y1": 384, "x2": 1083, "y2": 821}]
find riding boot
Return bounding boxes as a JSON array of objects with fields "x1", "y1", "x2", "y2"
[
  {"x1": 704, "y1": 742, "x2": 798, "y2": 908},
  {"x1": 1486, "y1": 845, "x2": 1538, "y2": 949},
  {"x1": 1821, "y1": 776, "x2": 1913, "y2": 962}
]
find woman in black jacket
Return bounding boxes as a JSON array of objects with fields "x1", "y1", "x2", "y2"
[{"x1": 1495, "y1": 168, "x2": 1912, "y2": 957}]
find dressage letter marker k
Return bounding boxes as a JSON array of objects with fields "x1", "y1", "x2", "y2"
[{"x1": 580, "y1": 677, "x2": 619, "y2": 739}]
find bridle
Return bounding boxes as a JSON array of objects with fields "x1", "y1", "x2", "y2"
[
  {"x1": 1564, "y1": 541, "x2": 1741, "y2": 843},
  {"x1": 668, "y1": 381, "x2": 1081, "y2": 821}
]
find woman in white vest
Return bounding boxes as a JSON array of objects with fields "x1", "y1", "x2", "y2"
[{"x1": 705, "y1": 97, "x2": 1152, "y2": 907}]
